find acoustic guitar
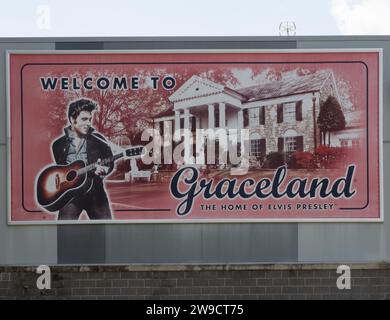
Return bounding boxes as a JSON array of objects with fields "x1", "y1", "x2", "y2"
[{"x1": 36, "y1": 146, "x2": 145, "y2": 212}]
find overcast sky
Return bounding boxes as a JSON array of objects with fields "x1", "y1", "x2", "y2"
[{"x1": 1, "y1": 0, "x2": 389, "y2": 37}]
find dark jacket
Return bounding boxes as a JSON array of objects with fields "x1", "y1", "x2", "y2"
[{"x1": 52, "y1": 127, "x2": 114, "y2": 186}]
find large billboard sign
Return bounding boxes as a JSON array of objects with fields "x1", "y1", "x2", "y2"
[{"x1": 7, "y1": 50, "x2": 383, "y2": 224}]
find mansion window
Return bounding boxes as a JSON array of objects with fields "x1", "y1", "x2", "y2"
[
  {"x1": 249, "y1": 109, "x2": 257, "y2": 127},
  {"x1": 259, "y1": 106, "x2": 265, "y2": 125},
  {"x1": 248, "y1": 107, "x2": 265, "y2": 127},
  {"x1": 277, "y1": 100, "x2": 303, "y2": 123},
  {"x1": 340, "y1": 139, "x2": 349, "y2": 148},
  {"x1": 284, "y1": 103, "x2": 296, "y2": 123},
  {"x1": 285, "y1": 136, "x2": 297, "y2": 153},
  {"x1": 352, "y1": 139, "x2": 360, "y2": 149},
  {"x1": 340, "y1": 139, "x2": 360, "y2": 149},
  {"x1": 250, "y1": 139, "x2": 266, "y2": 158},
  {"x1": 278, "y1": 135, "x2": 303, "y2": 153}
]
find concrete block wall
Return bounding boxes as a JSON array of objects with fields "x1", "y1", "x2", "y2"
[{"x1": 1, "y1": 264, "x2": 390, "y2": 300}]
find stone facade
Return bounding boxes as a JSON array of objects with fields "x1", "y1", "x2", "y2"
[
  {"x1": 247, "y1": 92, "x2": 322, "y2": 154},
  {"x1": 154, "y1": 72, "x2": 338, "y2": 163}
]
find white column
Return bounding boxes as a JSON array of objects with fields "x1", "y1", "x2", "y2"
[
  {"x1": 183, "y1": 109, "x2": 192, "y2": 164},
  {"x1": 196, "y1": 116, "x2": 200, "y2": 130},
  {"x1": 208, "y1": 104, "x2": 215, "y2": 129},
  {"x1": 174, "y1": 110, "x2": 181, "y2": 142},
  {"x1": 174, "y1": 110, "x2": 181, "y2": 132},
  {"x1": 194, "y1": 116, "x2": 201, "y2": 164},
  {"x1": 219, "y1": 103, "x2": 226, "y2": 129},
  {"x1": 163, "y1": 120, "x2": 173, "y2": 164},
  {"x1": 218, "y1": 104, "x2": 227, "y2": 165},
  {"x1": 237, "y1": 110, "x2": 244, "y2": 167},
  {"x1": 151, "y1": 120, "x2": 161, "y2": 165},
  {"x1": 184, "y1": 109, "x2": 190, "y2": 131}
]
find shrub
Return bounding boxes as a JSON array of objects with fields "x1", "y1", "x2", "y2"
[
  {"x1": 315, "y1": 145, "x2": 345, "y2": 168},
  {"x1": 265, "y1": 152, "x2": 285, "y2": 169},
  {"x1": 289, "y1": 151, "x2": 316, "y2": 169},
  {"x1": 249, "y1": 155, "x2": 265, "y2": 169}
]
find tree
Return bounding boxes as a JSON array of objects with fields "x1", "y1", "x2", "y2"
[
  {"x1": 44, "y1": 68, "x2": 240, "y2": 146},
  {"x1": 265, "y1": 152, "x2": 285, "y2": 169},
  {"x1": 317, "y1": 96, "x2": 346, "y2": 146}
]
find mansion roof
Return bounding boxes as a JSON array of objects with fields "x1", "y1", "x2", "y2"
[{"x1": 236, "y1": 71, "x2": 331, "y2": 102}]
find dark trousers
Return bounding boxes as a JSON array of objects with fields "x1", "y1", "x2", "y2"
[{"x1": 58, "y1": 184, "x2": 112, "y2": 220}]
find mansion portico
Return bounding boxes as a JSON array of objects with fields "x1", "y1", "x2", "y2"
[{"x1": 153, "y1": 71, "x2": 347, "y2": 166}]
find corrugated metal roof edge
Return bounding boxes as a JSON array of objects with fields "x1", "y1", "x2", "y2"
[{"x1": 1, "y1": 35, "x2": 390, "y2": 43}]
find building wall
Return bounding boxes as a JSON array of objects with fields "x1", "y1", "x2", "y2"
[
  {"x1": 330, "y1": 128, "x2": 363, "y2": 148},
  {"x1": 0, "y1": 37, "x2": 388, "y2": 266},
  {"x1": 246, "y1": 92, "x2": 321, "y2": 153},
  {"x1": 1, "y1": 264, "x2": 390, "y2": 300}
]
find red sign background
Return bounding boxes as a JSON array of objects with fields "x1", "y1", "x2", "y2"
[{"x1": 7, "y1": 50, "x2": 382, "y2": 223}]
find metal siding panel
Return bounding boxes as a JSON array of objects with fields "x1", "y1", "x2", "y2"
[
  {"x1": 57, "y1": 225, "x2": 106, "y2": 264},
  {"x1": 105, "y1": 224, "x2": 298, "y2": 263},
  {"x1": 0, "y1": 146, "x2": 57, "y2": 265},
  {"x1": 200, "y1": 224, "x2": 298, "y2": 263},
  {"x1": 297, "y1": 40, "x2": 390, "y2": 141},
  {"x1": 105, "y1": 225, "x2": 202, "y2": 263},
  {"x1": 2, "y1": 36, "x2": 390, "y2": 43},
  {"x1": 55, "y1": 42, "x2": 104, "y2": 50},
  {"x1": 0, "y1": 145, "x2": 6, "y2": 263},
  {"x1": 0, "y1": 42, "x2": 57, "y2": 266},
  {"x1": 383, "y1": 143, "x2": 390, "y2": 260},
  {"x1": 104, "y1": 41, "x2": 297, "y2": 50},
  {"x1": 297, "y1": 39, "x2": 387, "y2": 263},
  {"x1": 298, "y1": 223, "x2": 384, "y2": 262}
]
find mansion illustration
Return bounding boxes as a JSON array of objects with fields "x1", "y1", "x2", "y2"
[{"x1": 153, "y1": 70, "x2": 363, "y2": 166}]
